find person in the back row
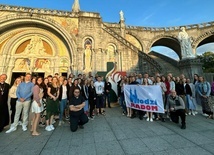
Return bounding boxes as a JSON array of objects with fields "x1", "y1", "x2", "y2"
[
  {"x1": 6, "y1": 73, "x2": 34, "y2": 133},
  {"x1": 94, "y1": 76, "x2": 105, "y2": 115}
]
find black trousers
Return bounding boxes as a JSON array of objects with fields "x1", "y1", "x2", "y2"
[
  {"x1": 89, "y1": 99, "x2": 95, "y2": 117},
  {"x1": 170, "y1": 109, "x2": 186, "y2": 125},
  {"x1": 70, "y1": 112, "x2": 89, "y2": 132}
]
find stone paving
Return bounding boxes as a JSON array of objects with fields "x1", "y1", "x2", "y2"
[{"x1": 0, "y1": 105, "x2": 214, "y2": 155}]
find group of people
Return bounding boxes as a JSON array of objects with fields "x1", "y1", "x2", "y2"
[
  {"x1": 117, "y1": 73, "x2": 214, "y2": 129},
  {"x1": 0, "y1": 72, "x2": 113, "y2": 135},
  {"x1": 0, "y1": 71, "x2": 213, "y2": 135}
]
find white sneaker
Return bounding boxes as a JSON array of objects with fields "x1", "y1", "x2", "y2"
[
  {"x1": 203, "y1": 113, "x2": 209, "y2": 117},
  {"x1": 192, "y1": 112, "x2": 195, "y2": 116},
  {"x1": 50, "y1": 125, "x2": 55, "y2": 130},
  {"x1": 188, "y1": 112, "x2": 191, "y2": 115},
  {"x1": 45, "y1": 126, "x2": 52, "y2": 131},
  {"x1": 18, "y1": 121, "x2": 22, "y2": 126},
  {"x1": 194, "y1": 111, "x2": 198, "y2": 114},
  {"x1": 22, "y1": 125, "x2": 27, "y2": 131},
  {"x1": 5, "y1": 127, "x2": 17, "y2": 133},
  {"x1": 146, "y1": 118, "x2": 150, "y2": 121},
  {"x1": 144, "y1": 114, "x2": 148, "y2": 118},
  {"x1": 150, "y1": 118, "x2": 153, "y2": 122}
]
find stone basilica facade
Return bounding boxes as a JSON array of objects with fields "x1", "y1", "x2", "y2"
[{"x1": 0, "y1": 0, "x2": 214, "y2": 83}]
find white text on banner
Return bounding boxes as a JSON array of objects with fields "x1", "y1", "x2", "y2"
[{"x1": 124, "y1": 85, "x2": 164, "y2": 113}]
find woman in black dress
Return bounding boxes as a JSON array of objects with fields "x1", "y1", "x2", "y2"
[
  {"x1": 88, "y1": 80, "x2": 96, "y2": 119},
  {"x1": 0, "y1": 74, "x2": 10, "y2": 132}
]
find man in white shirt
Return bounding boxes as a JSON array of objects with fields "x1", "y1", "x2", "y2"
[{"x1": 94, "y1": 76, "x2": 105, "y2": 115}]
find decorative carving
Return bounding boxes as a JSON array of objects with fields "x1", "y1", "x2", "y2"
[
  {"x1": 21, "y1": 35, "x2": 50, "y2": 56},
  {"x1": 34, "y1": 58, "x2": 51, "y2": 72},
  {"x1": 13, "y1": 58, "x2": 30, "y2": 71}
]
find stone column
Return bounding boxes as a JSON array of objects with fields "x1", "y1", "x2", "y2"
[{"x1": 179, "y1": 58, "x2": 203, "y2": 80}]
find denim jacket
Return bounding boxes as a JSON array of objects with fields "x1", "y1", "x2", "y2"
[{"x1": 197, "y1": 81, "x2": 211, "y2": 97}]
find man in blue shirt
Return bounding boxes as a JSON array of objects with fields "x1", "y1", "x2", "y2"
[{"x1": 6, "y1": 73, "x2": 34, "y2": 133}]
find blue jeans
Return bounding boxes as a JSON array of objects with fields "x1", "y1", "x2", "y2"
[
  {"x1": 84, "y1": 100, "x2": 89, "y2": 112},
  {"x1": 59, "y1": 99, "x2": 67, "y2": 121}
]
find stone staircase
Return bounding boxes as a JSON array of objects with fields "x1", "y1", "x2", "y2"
[
  {"x1": 148, "y1": 51, "x2": 181, "y2": 75},
  {"x1": 102, "y1": 24, "x2": 163, "y2": 72}
]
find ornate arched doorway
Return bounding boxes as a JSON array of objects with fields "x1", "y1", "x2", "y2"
[{"x1": 0, "y1": 15, "x2": 76, "y2": 83}]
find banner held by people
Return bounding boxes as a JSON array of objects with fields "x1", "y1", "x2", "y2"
[{"x1": 124, "y1": 85, "x2": 164, "y2": 113}]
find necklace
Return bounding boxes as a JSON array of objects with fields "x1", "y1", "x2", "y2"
[{"x1": 0, "y1": 83, "x2": 5, "y2": 95}]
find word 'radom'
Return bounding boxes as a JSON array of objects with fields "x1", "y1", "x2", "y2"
[{"x1": 131, "y1": 103, "x2": 158, "y2": 111}]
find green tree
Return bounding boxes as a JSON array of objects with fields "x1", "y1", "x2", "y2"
[{"x1": 198, "y1": 51, "x2": 214, "y2": 73}]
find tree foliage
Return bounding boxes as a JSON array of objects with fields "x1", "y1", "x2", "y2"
[{"x1": 198, "y1": 51, "x2": 214, "y2": 73}]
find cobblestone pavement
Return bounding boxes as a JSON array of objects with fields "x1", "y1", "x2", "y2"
[{"x1": 0, "y1": 105, "x2": 214, "y2": 155}]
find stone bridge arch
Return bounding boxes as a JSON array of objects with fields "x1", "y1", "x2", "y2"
[
  {"x1": 149, "y1": 35, "x2": 181, "y2": 59},
  {"x1": 192, "y1": 30, "x2": 214, "y2": 50},
  {"x1": 126, "y1": 31, "x2": 144, "y2": 52}
]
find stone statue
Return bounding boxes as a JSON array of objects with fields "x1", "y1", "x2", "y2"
[
  {"x1": 178, "y1": 27, "x2": 195, "y2": 59},
  {"x1": 84, "y1": 44, "x2": 92, "y2": 71},
  {"x1": 120, "y1": 10, "x2": 124, "y2": 21}
]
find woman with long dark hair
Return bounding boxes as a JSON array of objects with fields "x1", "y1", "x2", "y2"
[{"x1": 31, "y1": 77, "x2": 44, "y2": 136}]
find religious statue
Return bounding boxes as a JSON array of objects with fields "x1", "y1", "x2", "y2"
[
  {"x1": 84, "y1": 43, "x2": 92, "y2": 72},
  {"x1": 23, "y1": 35, "x2": 47, "y2": 55},
  {"x1": 120, "y1": 10, "x2": 124, "y2": 21},
  {"x1": 178, "y1": 27, "x2": 195, "y2": 59}
]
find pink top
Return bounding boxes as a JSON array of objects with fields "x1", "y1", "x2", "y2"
[{"x1": 33, "y1": 85, "x2": 42, "y2": 103}]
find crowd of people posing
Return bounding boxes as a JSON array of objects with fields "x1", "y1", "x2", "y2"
[
  {"x1": 118, "y1": 73, "x2": 214, "y2": 129},
  {"x1": 0, "y1": 73, "x2": 112, "y2": 135},
  {"x1": 0, "y1": 72, "x2": 213, "y2": 135}
]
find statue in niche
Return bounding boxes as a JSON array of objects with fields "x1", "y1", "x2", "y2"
[
  {"x1": 23, "y1": 35, "x2": 47, "y2": 55},
  {"x1": 107, "y1": 45, "x2": 116, "y2": 62},
  {"x1": 83, "y1": 40, "x2": 92, "y2": 72},
  {"x1": 120, "y1": 10, "x2": 124, "y2": 21},
  {"x1": 178, "y1": 27, "x2": 195, "y2": 59}
]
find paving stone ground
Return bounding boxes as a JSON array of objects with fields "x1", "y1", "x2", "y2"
[{"x1": 0, "y1": 104, "x2": 214, "y2": 155}]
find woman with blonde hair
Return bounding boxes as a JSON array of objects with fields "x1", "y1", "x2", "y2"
[
  {"x1": 9, "y1": 77, "x2": 22, "y2": 124},
  {"x1": 45, "y1": 76, "x2": 59, "y2": 131}
]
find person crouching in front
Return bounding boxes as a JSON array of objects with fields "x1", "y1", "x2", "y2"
[
  {"x1": 167, "y1": 90, "x2": 186, "y2": 129},
  {"x1": 69, "y1": 88, "x2": 88, "y2": 132}
]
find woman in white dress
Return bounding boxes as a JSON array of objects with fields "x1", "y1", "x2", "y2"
[{"x1": 31, "y1": 77, "x2": 44, "y2": 136}]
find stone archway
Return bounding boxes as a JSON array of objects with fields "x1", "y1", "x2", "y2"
[
  {"x1": 149, "y1": 35, "x2": 181, "y2": 59},
  {"x1": 192, "y1": 30, "x2": 214, "y2": 49},
  {"x1": 0, "y1": 14, "x2": 77, "y2": 82}
]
